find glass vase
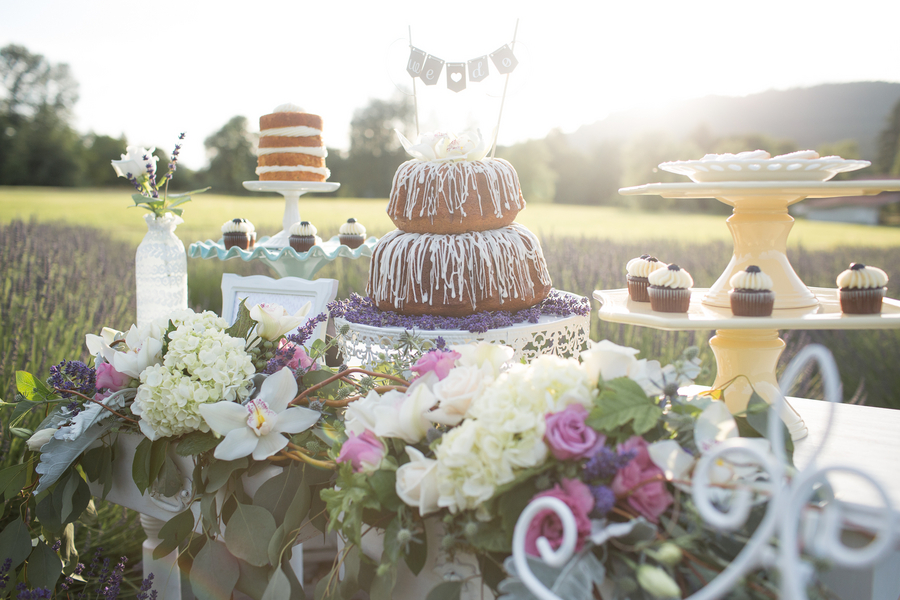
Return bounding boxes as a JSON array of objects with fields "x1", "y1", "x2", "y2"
[{"x1": 135, "y1": 213, "x2": 187, "y2": 326}]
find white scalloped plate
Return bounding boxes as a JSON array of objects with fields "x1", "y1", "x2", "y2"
[{"x1": 659, "y1": 157, "x2": 870, "y2": 183}]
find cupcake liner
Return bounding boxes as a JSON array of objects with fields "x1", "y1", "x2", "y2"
[
  {"x1": 224, "y1": 232, "x2": 254, "y2": 250},
  {"x1": 839, "y1": 287, "x2": 885, "y2": 314},
  {"x1": 340, "y1": 234, "x2": 364, "y2": 249},
  {"x1": 730, "y1": 290, "x2": 775, "y2": 317},
  {"x1": 626, "y1": 275, "x2": 650, "y2": 302},
  {"x1": 648, "y1": 285, "x2": 691, "y2": 313},
  {"x1": 290, "y1": 235, "x2": 316, "y2": 253}
]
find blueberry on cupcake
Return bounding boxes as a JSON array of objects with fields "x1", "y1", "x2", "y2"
[
  {"x1": 729, "y1": 265, "x2": 775, "y2": 316},
  {"x1": 339, "y1": 218, "x2": 366, "y2": 249},
  {"x1": 222, "y1": 218, "x2": 256, "y2": 250},
  {"x1": 648, "y1": 264, "x2": 693, "y2": 313},
  {"x1": 289, "y1": 221, "x2": 318, "y2": 253},
  {"x1": 837, "y1": 263, "x2": 888, "y2": 314},
  {"x1": 626, "y1": 254, "x2": 664, "y2": 302}
]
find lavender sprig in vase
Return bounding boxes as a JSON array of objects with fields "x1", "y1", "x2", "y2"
[{"x1": 111, "y1": 134, "x2": 209, "y2": 326}]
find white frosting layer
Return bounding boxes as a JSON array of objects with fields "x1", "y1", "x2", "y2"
[
  {"x1": 221, "y1": 219, "x2": 254, "y2": 234},
  {"x1": 730, "y1": 269, "x2": 773, "y2": 291},
  {"x1": 255, "y1": 165, "x2": 330, "y2": 177},
  {"x1": 837, "y1": 265, "x2": 888, "y2": 289},
  {"x1": 290, "y1": 222, "x2": 317, "y2": 236},
  {"x1": 257, "y1": 146, "x2": 327, "y2": 157},
  {"x1": 388, "y1": 158, "x2": 524, "y2": 222},
  {"x1": 626, "y1": 256, "x2": 664, "y2": 278},
  {"x1": 649, "y1": 266, "x2": 693, "y2": 289},
  {"x1": 368, "y1": 224, "x2": 552, "y2": 311},
  {"x1": 274, "y1": 103, "x2": 304, "y2": 113},
  {"x1": 339, "y1": 221, "x2": 366, "y2": 235},
  {"x1": 258, "y1": 126, "x2": 323, "y2": 138}
]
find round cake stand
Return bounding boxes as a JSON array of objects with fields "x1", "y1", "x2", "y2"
[
  {"x1": 594, "y1": 288, "x2": 900, "y2": 441},
  {"x1": 189, "y1": 235, "x2": 377, "y2": 279},
  {"x1": 619, "y1": 181, "x2": 900, "y2": 309},
  {"x1": 242, "y1": 181, "x2": 340, "y2": 248}
]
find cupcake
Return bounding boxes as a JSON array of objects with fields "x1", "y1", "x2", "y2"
[
  {"x1": 837, "y1": 263, "x2": 888, "y2": 314},
  {"x1": 729, "y1": 266, "x2": 775, "y2": 316},
  {"x1": 289, "y1": 221, "x2": 317, "y2": 253},
  {"x1": 339, "y1": 218, "x2": 366, "y2": 249},
  {"x1": 222, "y1": 218, "x2": 256, "y2": 250},
  {"x1": 648, "y1": 264, "x2": 693, "y2": 313},
  {"x1": 626, "y1": 254, "x2": 665, "y2": 302}
]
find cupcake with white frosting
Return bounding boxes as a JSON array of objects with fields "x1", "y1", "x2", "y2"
[
  {"x1": 339, "y1": 218, "x2": 366, "y2": 249},
  {"x1": 837, "y1": 263, "x2": 888, "y2": 314},
  {"x1": 729, "y1": 266, "x2": 774, "y2": 316},
  {"x1": 289, "y1": 221, "x2": 318, "y2": 253},
  {"x1": 626, "y1": 254, "x2": 665, "y2": 302},
  {"x1": 648, "y1": 264, "x2": 693, "y2": 313},
  {"x1": 222, "y1": 218, "x2": 256, "y2": 250}
]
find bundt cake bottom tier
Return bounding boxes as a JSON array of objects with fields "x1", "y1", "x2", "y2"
[{"x1": 367, "y1": 224, "x2": 552, "y2": 317}]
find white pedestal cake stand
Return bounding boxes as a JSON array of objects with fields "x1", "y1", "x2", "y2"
[
  {"x1": 597, "y1": 180, "x2": 900, "y2": 440},
  {"x1": 242, "y1": 180, "x2": 340, "y2": 248}
]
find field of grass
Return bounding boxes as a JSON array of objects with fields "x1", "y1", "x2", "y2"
[{"x1": 4, "y1": 186, "x2": 900, "y2": 250}]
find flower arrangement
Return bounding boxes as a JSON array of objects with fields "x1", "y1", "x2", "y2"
[{"x1": 111, "y1": 133, "x2": 208, "y2": 218}]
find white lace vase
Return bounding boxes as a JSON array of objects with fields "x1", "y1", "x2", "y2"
[{"x1": 135, "y1": 213, "x2": 187, "y2": 326}]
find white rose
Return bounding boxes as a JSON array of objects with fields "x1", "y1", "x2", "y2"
[
  {"x1": 395, "y1": 447, "x2": 441, "y2": 516},
  {"x1": 452, "y1": 342, "x2": 513, "y2": 377},
  {"x1": 373, "y1": 380, "x2": 437, "y2": 444},
  {"x1": 111, "y1": 146, "x2": 157, "y2": 180},
  {"x1": 26, "y1": 428, "x2": 58, "y2": 451},
  {"x1": 428, "y1": 364, "x2": 493, "y2": 426},
  {"x1": 250, "y1": 302, "x2": 311, "y2": 341},
  {"x1": 345, "y1": 389, "x2": 398, "y2": 436},
  {"x1": 580, "y1": 340, "x2": 662, "y2": 395}
]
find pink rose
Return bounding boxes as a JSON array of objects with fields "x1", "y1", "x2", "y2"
[
  {"x1": 95, "y1": 362, "x2": 131, "y2": 392},
  {"x1": 611, "y1": 436, "x2": 673, "y2": 523},
  {"x1": 337, "y1": 430, "x2": 386, "y2": 473},
  {"x1": 410, "y1": 349, "x2": 461, "y2": 381},
  {"x1": 278, "y1": 339, "x2": 316, "y2": 372},
  {"x1": 544, "y1": 404, "x2": 602, "y2": 461},
  {"x1": 524, "y1": 479, "x2": 593, "y2": 557}
]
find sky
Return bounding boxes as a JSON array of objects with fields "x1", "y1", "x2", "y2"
[{"x1": 3, "y1": 0, "x2": 900, "y2": 170}]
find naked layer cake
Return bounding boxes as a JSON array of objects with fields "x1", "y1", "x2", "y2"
[{"x1": 256, "y1": 104, "x2": 329, "y2": 182}]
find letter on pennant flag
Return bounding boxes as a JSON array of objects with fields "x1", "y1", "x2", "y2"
[
  {"x1": 446, "y1": 63, "x2": 466, "y2": 93},
  {"x1": 407, "y1": 47, "x2": 427, "y2": 78},
  {"x1": 490, "y1": 44, "x2": 518, "y2": 74},
  {"x1": 467, "y1": 56, "x2": 489, "y2": 83},
  {"x1": 420, "y1": 55, "x2": 445, "y2": 86}
]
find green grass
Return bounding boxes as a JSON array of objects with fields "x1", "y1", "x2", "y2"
[{"x1": 3, "y1": 186, "x2": 900, "y2": 250}]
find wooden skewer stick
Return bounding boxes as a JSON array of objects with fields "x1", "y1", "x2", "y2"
[
  {"x1": 409, "y1": 25, "x2": 420, "y2": 137},
  {"x1": 490, "y1": 18, "x2": 519, "y2": 160}
]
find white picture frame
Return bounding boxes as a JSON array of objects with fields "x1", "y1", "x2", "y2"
[{"x1": 220, "y1": 274, "x2": 338, "y2": 347}]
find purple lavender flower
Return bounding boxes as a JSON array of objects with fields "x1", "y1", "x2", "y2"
[
  {"x1": 590, "y1": 484, "x2": 616, "y2": 517},
  {"x1": 584, "y1": 447, "x2": 636, "y2": 481},
  {"x1": 47, "y1": 360, "x2": 96, "y2": 399},
  {"x1": 0, "y1": 558, "x2": 11, "y2": 590},
  {"x1": 136, "y1": 573, "x2": 155, "y2": 600},
  {"x1": 282, "y1": 312, "x2": 328, "y2": 348}
]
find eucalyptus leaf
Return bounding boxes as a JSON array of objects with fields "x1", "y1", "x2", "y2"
[
  {"x1": 205, "y1": 457, "x2": 248, "y2": 493},
  {"x1": 0, "y1": 463, "x2": 27, "y2": 502},
  {"x1": 132, "y1": 437, "x2": 152, "y2": 495},
  {"x1": 0, "y1": 518, "x2": 32, "y2": 569},
  {"x1": 236, "y1": 560, "x2": 271, "y2": 600},
  {"x1": 224, "y1": 501, "x2": 277, "y2": 567},
  {"x1": 27, "y1": 541, "x2": 62, "y2": 590},
  {"x1": 499, "y1": 551, "x2": 604, "y2": 600},
  {"x1": 176, "y1": 430, "x2": 220, "y2": 456},
  {"x1": 254, "y1": 463, "x2": 300, "y2": 525},
  {"x1": 425, "y1": 581, "x2": 462, "y2": 600},
  {"x1": 153, "y1": 510, "x2": 195, "y2": 561},
  {"x1": 261, "y1": 566, "x2": 292, "y2": 600},
  {"x1": 190, "y1": 539, "x2": 239, "y2": 600},
  {"x1": 34, "y1": 420, "x2": 116, "y2": 493},
  {"x1": 149, "y1": 438, "x2": 170, "y2": 484}
]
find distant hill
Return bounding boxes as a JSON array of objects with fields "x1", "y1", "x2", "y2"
[{"x1": 568, "y1": 82, "x2": 900, "y2": 160}]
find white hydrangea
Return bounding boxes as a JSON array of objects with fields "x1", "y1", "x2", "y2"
[
  {"x1": 132, "y1": 310, "x2": 256, "y2": 440},
  {"x1": 433, "y1": 355, "x2": 595, "y2": 512}
]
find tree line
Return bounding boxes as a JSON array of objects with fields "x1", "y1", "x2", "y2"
[{"x1": 4, "y1": 43, "x2": 900, "y2": 214}]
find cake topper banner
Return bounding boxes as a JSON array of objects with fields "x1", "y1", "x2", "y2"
[{"x1": 406, "y1": 44, "x2": 518, "y2": 93}]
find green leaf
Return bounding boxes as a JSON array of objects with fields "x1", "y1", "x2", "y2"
[
  {"x1": 369, "y1": 470, "x2": 402, "y2": 511},
  {"x1": 261, "y1": 566, "x2": 293, "y2": 600},
  {"x1": 254, "y1": 462, "x2": 303, "y2": 525},
  {"x1": 200, "y1": 492, "x2": 220, "y2": 535},
  {"x1": 9, "y1": 426, "x2": 33, "y2": 438},
  {"x1": 425, "y1": 581, "x2": 463, "y2": 600},
  {"x1": 27, "y1": 540, "x2": 62, "y2": 590},
  {"x1": 282, "y1": 480, "x2": 312, "y2": 536},
  {"x1": 404, "y1": 522, "x2": 427, "y2": 576},
  {"x1": 745, "y1": 392, "x2": 794, "y2": 462},
  {"x1": 225, "y1": 298, "x2": 257, "y2": 340},
  {"x1": 9, "y1": 399, "x2": 46, "y2": 427},
  {"x1": 176, "y1": 430, "x2": 220, "y2": 456},
  {"x1": 224, "y1": 501, "x2": 277, "y2": 567},
  {"x1": 205, "y1": 457, "x2": 248, "y2": 493},
  {"x1": 153, "y1": 510, "x2": 195, "y2": 560},
  {"x1": 132, "y1": 437, "x2": 152, "y2": 495},
  {"x1": 0, "y1": 519, "x2": 32, "y2": 569},
  {"x1": 588, "y1": 377, "x2": 663, "y2": 435},
  {"x1": 190, "y1": 539, "x2": 239, "y2": 600},
  {"x1": 235, "y1": 560, "x2": 271, "y2": 600},
  {"x1": 16, "y1": 371, "x2": 57, "y2": 401},
  {"x1": 0, "y1": 463, "x2": 28, "y2": 502},
  {"x1": 267, "y1": 524, "x2": 288, "y2": 567},
  {"x1": 169, "y1": 186, "x2": 210, "y2": 198},
  {"x1": 149, "y1": 438, "x2": 170, "y2": 484},
  {"x1": 157, "y1": 456, "x2": 184, "y2": 497},
  {"x1": 369, "y1": 562, "x2": 397, "y2": 600}
]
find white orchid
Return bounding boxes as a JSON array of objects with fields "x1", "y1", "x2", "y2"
[
  {"x1": 198, "y1": 367, "x2": 320, "y2": 461},
  {"x1": 396, "y1": 129, "x2": 489, "y2": 162},
  {"x1": 250, "y1": 302, "x2": 311, "y2": 342},
  {"x1": 85, "y1": 321, "x2": 167, "y2": 380},
  {"x1": 111, "y1": 146, "x2": 158, "y2": 181}
]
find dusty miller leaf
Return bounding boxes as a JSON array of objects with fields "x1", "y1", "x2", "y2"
[{"x1": 34, "y1": 421, "x2": 116, "y2": 494}]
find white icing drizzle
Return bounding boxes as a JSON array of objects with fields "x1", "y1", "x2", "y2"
[
  {"x1": 290, "y1": 222, "x2": 317, "y2": 236},
  {"x1": 367, "y1": 223, "x2": 552, "y2": 311},
  {"x1": 626, "y1": 256, "x2": 664, "y2": 278},
  {"x1": 257, "y1": 146, "x2": 327, "y2": 157},
  {"x1": 837, "y1": 265, "x2": 888, "y2": 289},
  {"x1": 258, "y1": 126, "x2": 323, "y2": 137},
  {"x1": 255, "y1": 165, "x2": 330, "y2": 177},
  {"x1": 648, "y1": 266, "x2": 693, "y2": 289},
  {"x1": 730, "y1": 269, "x2": 773, "y2": 291},
  {"x1": 387, "y1": 158, "x2": 524, "y2": 223}
]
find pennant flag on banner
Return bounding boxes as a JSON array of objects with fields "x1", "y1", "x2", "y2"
[
  {"x1": 467, "y1": 55, "x2": 490, "y2": 83},
  {"x1": 490, "y1": 44, "x2": 518, "y2": 74},
  {"x1": 407, "y1": 46, "x2": 427, "y2": 78},
  {"x1": 420, "y1": 55, "x2": 444, "y2": 86},
  {"x1": 446, "y1": 63, "x2": 466, "y2": 93}
]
